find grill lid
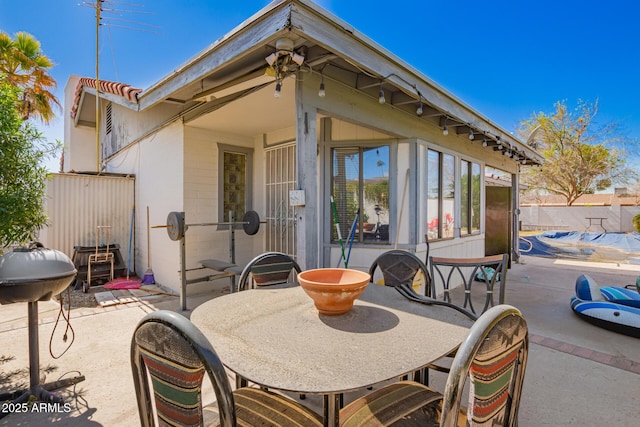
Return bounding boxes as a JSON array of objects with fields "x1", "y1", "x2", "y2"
[{"x1": 0, "y1": 243, "x2": 77, "y2": 284}]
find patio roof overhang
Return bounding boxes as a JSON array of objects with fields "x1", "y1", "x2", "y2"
[{"x1": 86, "y1": 0, "x2": 544, "y2": 165}]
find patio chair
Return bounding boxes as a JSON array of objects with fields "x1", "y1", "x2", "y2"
[
  {"x1": 368, "y1": 250, "x2": 433, "y2": 297},
  {"x1": 339, "y1": 304, "x2": 529, "y2": 427},
  {"x1": 131, "y1": 310, "x2": 322, "y2": 427},
  {"x1": 236, "y1": 251, "x2": 301, "y2": 292},
  {"x1": 430, "y1": 253, "x2": 509, "y2": 315}
]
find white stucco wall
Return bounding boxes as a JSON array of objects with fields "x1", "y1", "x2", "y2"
[
  {"x1": 182, "y1": 126, "x2": 260, "y2": 279},
  {"x1": 107, "y1": 121, "x2": 184, "y2": 292},
  {"x1": 63, "y1": 75, "x2": 98, "y2": 172},
  {"x1": 520, "y1": 205, "x2": 640, "y2": 233}
]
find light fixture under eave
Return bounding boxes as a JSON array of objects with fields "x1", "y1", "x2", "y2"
[
  {"x1": 416, "y1": 100, "x2": 423, "y2": 116},
  {"x1": 482, "y1": 136, "x2": 488, "y2": 147},
  {"x1": 442, "y1": 125, "x2": 449, "y2": 136},
  {"x1": 378, "y1": 85, "x2": 386, "y2": 104},
  {"x1": 468, "y1": 128, "x2": 475, "y2": 140},
  {"x1": 318, "y1": 76, "x2": 326, "y2": 98},
  {"x1": 264, "y1": 37, "x2": 306, "y2": 99}
]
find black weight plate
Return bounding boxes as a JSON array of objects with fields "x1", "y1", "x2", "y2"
[
  {"x1": 167, "y1": 211, "x2": 185, "y2": 241},
  {"x1": 243, "y1": 210, "x2": 260, "y2": 235}
]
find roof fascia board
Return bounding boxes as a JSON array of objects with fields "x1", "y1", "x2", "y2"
[
  {"x1": 98, "y1": 91, "x2": 139, "y2": 110},
  {"x1": 138, "y1": 1, "x2": 292, "y2": 110},
  {"x1": 290, "y1": 1, "x2": 542, "y2": 162},
  {"x1": 81, "y1": 87, "x2": 139, "y2": 110}
]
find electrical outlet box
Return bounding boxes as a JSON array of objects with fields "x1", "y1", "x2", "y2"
[{"x1": 289, "y1": 190, "x2": 306, "y2": 206}]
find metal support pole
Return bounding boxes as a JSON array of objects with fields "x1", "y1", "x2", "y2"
[
  {"x1": 28, "y1": 301, "x2": 39, "y2": 388},
  {"x1": 323, "y1": 393, "x2": 341, "y2": 427},
  {"x1": 229, "y1": 210, "x2": 236, "y2": 264},
  {"x1": 180, "y1": 230, "x2": 187, "y2": 311}
]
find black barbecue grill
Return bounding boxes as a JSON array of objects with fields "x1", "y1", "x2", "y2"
[{"x1": 0, "y1": 243, "x2": 84, "y2": 413}]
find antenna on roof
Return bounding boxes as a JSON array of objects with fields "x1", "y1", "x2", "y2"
[{"x1": 80, "y1": 1, "x2": 158, "y2": 172}]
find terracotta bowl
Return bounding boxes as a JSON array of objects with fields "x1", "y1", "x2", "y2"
[{"x1": 297, "y1": 268, "x2": 371, "y2": 315}]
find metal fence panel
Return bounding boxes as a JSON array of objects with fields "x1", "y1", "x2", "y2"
[{"x1": 40, "y1": 173, "x2": 135, "y2": 260}]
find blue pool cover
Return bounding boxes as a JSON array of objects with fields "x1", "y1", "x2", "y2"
[{"x1": 519, "y1": 231, "x2": 640, "y2": 259}]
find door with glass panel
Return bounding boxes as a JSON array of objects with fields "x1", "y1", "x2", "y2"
[{"x1": 265, "y1": 143, "x2": 297, "y2": 257}]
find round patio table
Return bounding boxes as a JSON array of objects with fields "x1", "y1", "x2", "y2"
[{"x1": 191, "y1": 283, "x2": 470, "y2": 427}]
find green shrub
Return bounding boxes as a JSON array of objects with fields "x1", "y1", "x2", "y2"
[{"x1": 633, "y1": 214, "x2": 640, "y2": 232}]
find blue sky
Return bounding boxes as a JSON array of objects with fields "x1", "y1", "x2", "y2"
[{"x1": 1, "y1": 0, "x2": 639, "y2": 172}]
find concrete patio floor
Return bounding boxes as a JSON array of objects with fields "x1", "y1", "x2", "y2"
[{"x1": 1, "y1": 255, "x2": 638, "y2": 426}]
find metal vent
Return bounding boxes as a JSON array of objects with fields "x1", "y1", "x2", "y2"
[{"x1": 106, "y1": 103, "x2": 112, "y2": 134}]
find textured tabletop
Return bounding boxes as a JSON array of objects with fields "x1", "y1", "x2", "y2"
[{"x1": 191, "y1": 284, "x2": 470, "y2": 394}]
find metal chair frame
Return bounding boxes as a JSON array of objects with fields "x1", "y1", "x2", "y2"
[
  {"x1": 368, "y1": 249, "x2": 433, "y2": 297},
  {"x1": 430, "y1": 253, "x2": 508, "y2": 315},
  {"x1": 236, "y1": 251, "x2": 301, "y2": 292}
]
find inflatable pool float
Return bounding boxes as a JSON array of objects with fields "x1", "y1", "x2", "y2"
[{"x1": 570, "y1": 274, "x2": 640, "y2": 338}]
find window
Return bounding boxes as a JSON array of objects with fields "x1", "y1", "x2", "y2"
[
  {"x1": 331, "y1": 145, "x2": 389, "y2": 244},
  {"x1": 461, "y1": 160, "x2": 481, "y2": 235},
  {"x1": 426, "y1": 149, "x2": 455, "y2": 240},
  {"x1": 218, "y1": 144, "x2": 253, "y2": 226}
]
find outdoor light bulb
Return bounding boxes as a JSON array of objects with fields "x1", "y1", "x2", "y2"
[
  {"x1": 469, "y1": 129, "x2": 474, "y2": 140},
  {"x1": 416, "y1": 102, "x2": 423, "y2": 116},
  {"x1": 378, "y1": 88, "x2": 385, "y2": 104},
  {"x1": 318, "y1": 81, "x2": 326, "y2": 97},
  {"x1": 504, "y1": 150, "x2": 510, "y2": 156},
  {"x1": 274, "y1": 81, "x2": 282, "y2": 98},
  {"x1": 482, "y1": 137, "x2": 488, "y2": 147},
  {"x1": 291, "y1": 52, "x2": 305, "y2": 66},
  {"x1": 265, "y1": 52, "x2": 277, "y2": 66},
  {"x1": 443, "y1": 125, "x2": 449, "y2": 136},
  {"x1": 522, "y1": 159, "x2": 527, "y2": 165}
]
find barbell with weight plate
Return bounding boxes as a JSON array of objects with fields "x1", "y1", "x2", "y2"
[{"x1": 154, "y1": 210, "x2": 263, "y2": 241}]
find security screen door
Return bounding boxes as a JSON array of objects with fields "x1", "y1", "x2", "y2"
[{"x1": 264, "y1": 143, "x2": 297, "y2": 257}]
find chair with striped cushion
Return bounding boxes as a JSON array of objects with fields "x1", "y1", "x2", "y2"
[
  {"x1": 236, "y1": 252, "x2": 301, "y2": 292},
  {"x1": 339, "y1": 304, "x2": 528, "y2": 427},
  {"x1": 131, "y1": 310, "x2": 323, "y2": 427}
]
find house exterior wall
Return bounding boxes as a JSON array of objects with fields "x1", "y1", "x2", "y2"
[
  {"x1": 182, "y1": 126, "x2": 261, "y2": 278},
  {"x1": 63, "y1": 75, "x2": 97, "y2": 172},
  {"x1": 103, "y1": 99, "x2": 184, "y2": 160},
  {"x1": 301, "y1": 72, "x2": 505, "y2": 274},
  {"x1": 520, "y1": 205, "x2": 640, "y2": 233},
  {"x1": 106, "y1": 121, "x2": 184, "y2": 291}
]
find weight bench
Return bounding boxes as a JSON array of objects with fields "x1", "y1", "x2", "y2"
[{"x1": 198, "y1": 259, "x2": 245, "y2": 292}]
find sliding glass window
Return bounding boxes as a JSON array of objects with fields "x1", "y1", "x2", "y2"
[
  {"x1": 460, "y1": 160, "x2": 481, "y2": 236},
  {"x1": 331, "y1": 145, "x2": 390, "y2": 244},
  {"x1": 426, "y1": 149, "x2": 455, "y2": 240}
]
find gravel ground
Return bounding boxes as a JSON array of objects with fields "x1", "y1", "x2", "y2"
[{"x1": 54, "y1": 283, "x2": 100, "y2": 309}]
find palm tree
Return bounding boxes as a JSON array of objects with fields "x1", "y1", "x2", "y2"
[{"x1": 0, "y1": 31, "x2": 60, "y2": 123}]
